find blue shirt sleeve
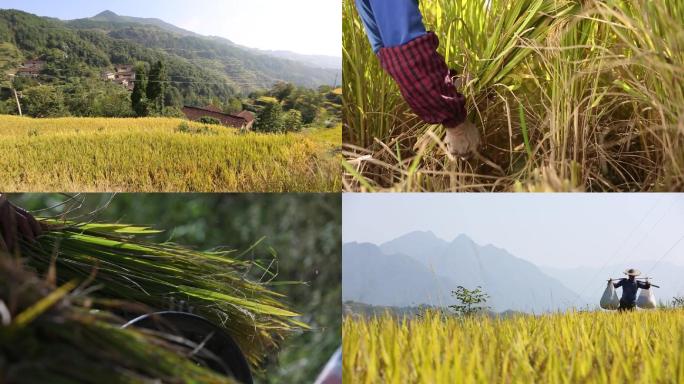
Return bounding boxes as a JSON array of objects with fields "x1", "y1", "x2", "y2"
[
  {"x1": 637, "y1": 281, "x2": 650, "y2": 289},
  {"x1": 614, "y1": 279, "x2": 625, "y2": 288},
  {"x1": 356, "y1": 0, "x2": 427, "y2": 53}
]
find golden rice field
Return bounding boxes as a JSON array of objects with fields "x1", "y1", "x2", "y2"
[
  {"x1": 343, "y1": 0, "x2": 684, "y2": 192},
  {"x1": 344, "y1": 310, "x2": 684, "y2": 383},
  {"x1": 0, "y1": 115, "x2": 341, "y2": 192}
]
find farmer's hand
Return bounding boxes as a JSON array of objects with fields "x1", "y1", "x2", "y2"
[
  {"x1": 0, "y1": 194, "x2": 43, "y2": 253},
  {"x1": 445, "y1": 120, "x2": 481, "y2": 159}
]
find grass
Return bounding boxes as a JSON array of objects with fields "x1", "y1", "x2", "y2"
[
  {"x1": 305, "y1": 123, "x2": 343, "y2": 147},
  {"x1": 344, "y1": 309, "x2": 684, "y2": 383},
  {"x1": 0, "y1": 115, "x2": 341, "y2": 192},
  {"x1": 342, "y1": 0, "x2": 684, "y2": 192}
]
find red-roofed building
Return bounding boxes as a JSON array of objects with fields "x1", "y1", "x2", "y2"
[
  {"x1": 236, "y1": 110, "x2": 255, "y2": 124},
  {"x1": 181, "y1": 106, "x2": 254, "y2": 130}
]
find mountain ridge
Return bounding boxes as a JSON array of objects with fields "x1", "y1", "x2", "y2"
[
  {"x1": 0, "y1": 8, "x2": 339, "y2": 92},
  {"x1": 70, "y1": 10, "x2": 341, "y2": 70},
  {"x1": 344, "y1": 232, "x2": 585, "y2": 313},
  {"x1": 69, "y1": 9, "x2": 199, "y2": 36}
]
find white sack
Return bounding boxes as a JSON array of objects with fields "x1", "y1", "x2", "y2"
[
  {"x1": 600, "y1": 281, "x2": 620, "y2": 310},
  {"x1": 636, "y1": 288, "x2": 657, "y2": 309}
]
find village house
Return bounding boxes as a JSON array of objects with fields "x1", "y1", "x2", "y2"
[
  {"x1": 102, "y1": 64, "x2": 136, "y2": 91},
  {"x1": 181, "y1": 106, "x2": 255, "y2": 131},
  {"x1": 16, "y1": 60, "x2": 46, "y2": 77}
]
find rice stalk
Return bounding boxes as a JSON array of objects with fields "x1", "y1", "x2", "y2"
[
  {"x1": 19, "y1": 221, "x2": 306, "y2": 367},
  {"x1": 0, "y1": 256, "x2": 237, "y2": 384}
]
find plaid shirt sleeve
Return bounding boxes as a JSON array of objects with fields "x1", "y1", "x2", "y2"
[{"x1": 377, "y1": 32, "x2": 467, "y2": 127}]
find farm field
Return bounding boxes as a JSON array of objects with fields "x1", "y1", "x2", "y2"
[
  {"x1": 343, "y1": 310, "x2": 684, "y2": 383},
  {"x1": 343, "y1": 0, "x2": 684, "y2": 192},
  {"x1": 0, "y1": 116, "x2": 341, "y2": 192}
]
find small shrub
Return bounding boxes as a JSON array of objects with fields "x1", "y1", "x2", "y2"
[
  {"x1": 198, "y1": 116, "x2": 222, "y2": 125},
  {"x1": 175, "y1": 122, "x2": 218, "y2": 136},
  {"x1": 176, "y1": 121, "x2": 191, "y2": 133},
  {"x1": 449, "y1": 286, "x2": 490, "y2": 316},
  {"x1": 673, "y1": 296, "x2": 684, "y2": 308}
]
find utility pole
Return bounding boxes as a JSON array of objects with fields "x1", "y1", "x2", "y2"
[{"x1": 8, "y1": 74, "x2": 22, "y2": 116}]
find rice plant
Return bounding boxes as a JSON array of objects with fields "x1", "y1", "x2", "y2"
[
  {"x1": 0, "y1": 257, "x2": 238, "y2": 384},
  {"x1": 0, "y1": 116, "x2": 341, "y2": 192},
  {"x1": 344, "y1": 309, "x2": 684, "y2": 383},
  {"x1": 342, "y1": 0, "x2": 684, "y2": 191},
  {"x1": 17, "y1": 220, "x2": 305, "y2": 367}
]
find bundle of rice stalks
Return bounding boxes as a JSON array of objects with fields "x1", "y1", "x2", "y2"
[
  {"x1": 0, "y1": 256, "x2": 237, "y2": 384},
  {"x1": 18, "y1": 221, "x2": 305, "y2": 367},
  {"x1": 424, "y1": 0, "x2": 579, "y2": 95}
]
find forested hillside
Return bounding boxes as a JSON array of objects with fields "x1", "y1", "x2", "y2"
[
  {"x1": 0, "y1": 9, "x2": 341, "y2": 127},
  {"x1": 0, "y1": 9, "x2": 339, "y2": 101}
]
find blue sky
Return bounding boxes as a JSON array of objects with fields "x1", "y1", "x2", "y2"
[
  {"x1": 2, "y1": 0, "x2": 342, "y2": 56},
  {"x1": 343, "y1": 194, "x2": 684, "y2": 268}
]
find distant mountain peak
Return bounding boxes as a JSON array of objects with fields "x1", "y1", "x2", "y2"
[
  {"x1": 452, "y1": 233, "x2": 474, "y2": 243},
  {"x1": 403, "y1": 230, "x2": 440, "y2": 240},
  {"x1": 92, "y1": 10, "x2": 119, "y2": 20},
  {"x1": 96, "y1": 10, "x2": 118, "y2": 17}
]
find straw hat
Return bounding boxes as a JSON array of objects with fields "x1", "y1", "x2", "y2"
[{"x1": 624, "y1": 268, "x2": 641, "y2": 277}]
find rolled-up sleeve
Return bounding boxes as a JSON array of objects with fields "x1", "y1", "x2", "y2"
[
  {"x1": 377, "y1": 33, "x2": 467, "y2": 127},
  {"x1": 355, "y1": 0, "x2": 427, "y2": 53},
  {"x1": 355, "y1": 0, "x2": 467, "y2": 127}
]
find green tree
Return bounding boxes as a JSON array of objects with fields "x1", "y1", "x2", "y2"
[
  {"x1": 132, "y1": 64, "x2": 149, "y2": 117},
  {"x1": 449, "y1": 286, "x2": 490, "y2": 316},
  {"x1": 284, "y1": 88, "x2": 322, "y2": 124},
  {"x1": 225, "y1": 97, "x2": 243, "y2": 115},
  {"x1": 256, "y1": 102, "x2": 283, "y2": 133},
  {"x1": 164, "y1": 86, "x2": 183, "y2": 108},
  {"x1": 272, "y1": 81, "x2": 295, "y2": 102},
  {"x1": 0, "y1": 99, "x2": 10, "y2": 114},
  {"x1": 93, "y1": 86, "x2": 133, "y2": 117},
  {"x1": 23, "y1": 85, "x2": 68, "y2": 118},
  {"x1": 281, "y1": 109, "x2": 303, "y2": 132},
  {"x1": 146, "y1": 60, "x2": 167, "y2": 115}
]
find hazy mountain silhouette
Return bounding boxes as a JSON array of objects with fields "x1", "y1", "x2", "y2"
[
  {"x1": 344, "y1": 232, "x2": 584, "y2": 313},
  {"x1": 343, "y1": 242, "x2": 455, "y2": 307}
]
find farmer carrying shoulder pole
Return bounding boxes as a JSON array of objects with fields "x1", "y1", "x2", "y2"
[
  {"x1": 355, "y1": 0, "x2": 481, "y2": 158},
  {"x1": 613, "y1": 268, "x2": 651, "y2": 312}
]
